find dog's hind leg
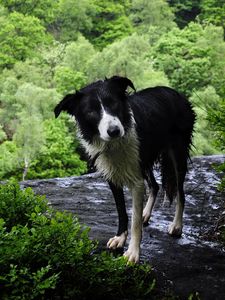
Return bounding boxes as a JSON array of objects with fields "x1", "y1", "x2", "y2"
[
  {"x1": 107, "y1": 181, "x2": 128, "y2": 249},
  {"x1": 143, "y1": 169, "x2": 159, "y2": 225},
  {"x1": 168, "y1": 188, "x2": 184, "y2": 237},
  {"x1": 167, "y1": 146, "x2": 187, "y2": 237}
]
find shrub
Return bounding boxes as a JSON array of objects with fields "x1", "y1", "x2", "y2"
[
  {"x1": 0, "y1": 181, "x2": 48, "y2": 229},
  {"x1": 208, "y1": 98, "x2": 225, "y2": 190},
  {"x1": 0, "y1": 182, "x2": 155, "y2": 299}
]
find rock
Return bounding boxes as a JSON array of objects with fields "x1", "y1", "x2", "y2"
[{"x1": 21, "y1": 155, "x2": 225, "y2": 300}]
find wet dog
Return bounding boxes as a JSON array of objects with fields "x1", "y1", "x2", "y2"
[{"x1": 54, "y1": 76, "x2": 196, "y2": 263}]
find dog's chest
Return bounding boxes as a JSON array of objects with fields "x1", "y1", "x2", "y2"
[{"x1": 82, "y1": 129, "x2": 142, "y2": 187}]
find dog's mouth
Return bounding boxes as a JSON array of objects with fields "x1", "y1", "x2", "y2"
[{"x1": 100, "y1": 133, "x2": 124, "y2": 142}]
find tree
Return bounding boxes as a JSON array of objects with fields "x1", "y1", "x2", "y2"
[
  {"x1": 0, "y1": 12, "x2": 50, "y2": 69},
  {"x1": 61, "y1": 35, "x2": 96, "y2": 73},
  {"x1": 87, "y1": 0, "x2": 133, "y2": 49},
  {"x1": 37, "y1": 42, "x2": 67, "y2": 85},
  {"x1": 151, "y1": 22, "x2": 225, "y2": 97},
  {"x1": 168, "y1": 0, "x2": 201, "y2": 28},
  {"x1": 0, "y1": 124, "x2": 6, "y2": 142},
  {"x1": 52, "y1": 0, "x2": 94, "y2": 42},
  {"x1": 14, "y1": 83, "x2": 60, "y2": 119},
  {"x1": 88, "y1": 33, "x2": 169, "y2": 89},
  {"x1": 199, "y1": 0, "x2": 225, "y2": 34},
  {"x1": 131, "y1": 0, "x2": 176, "y2": 33},
  {"x1": 10, "y1": 82, "x2": 59, "y2": 180},
  {"x1": 0, "y1": 93, "x2": 87, "y2": 180},
  {"x1": 13, "y1": 112, "x2": 44, "y2": 181},
  {"x1": 0, "y1": 70, "x2": 60, "y2": 143},
  {"x1": 0, "y1": 81, "x2": 59, "y2": 137},
  {"x1": 0, "y1": 75, "x2": 20, "y2": 138},
  {"x1": 53, "y1": 35, "x2": 96, "y2": 94},
  {"x1": 0, "y1": 0, "x2": 59, "y2": 25},
  {"x1": 54, "y1": 67, "x2": 87, "y2": 95}
]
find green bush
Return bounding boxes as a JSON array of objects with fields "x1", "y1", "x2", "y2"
[
  {"x1": 208, "y1": 98, "x2": 225, "y2": 190},
  {"x1": 0, "y1": 182, "x2": 155, "y2": 299},
  {"x1": 0, "y1": 181, "x2": 48, "y2": 229}
]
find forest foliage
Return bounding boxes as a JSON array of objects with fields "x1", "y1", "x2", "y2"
[{"x1": 0, "y1": 0, "x2": 225, "y2": 181}]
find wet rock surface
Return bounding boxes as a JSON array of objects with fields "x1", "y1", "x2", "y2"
[{"x1": 22, "y1": 155, "x2": 225, "y2": 300}]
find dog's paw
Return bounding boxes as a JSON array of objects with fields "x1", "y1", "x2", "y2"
[
  {"x1": 123, "y1": 246, "x2": 140, "y2": 263},
  {"x1": 168, "y1": 222, "x2": 182, "y2": 237},
  {"x1": 107, "y1": 232, "x2": 127, "y2": 249}
]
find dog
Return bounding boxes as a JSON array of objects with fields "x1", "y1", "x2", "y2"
[{"x1": 54, "y1": 76, "x2": 196, "y2": 263}]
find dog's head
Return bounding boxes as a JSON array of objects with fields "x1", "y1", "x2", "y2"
[{"x1": 54, "y1": 76, "x2": 135, "y2": 142}]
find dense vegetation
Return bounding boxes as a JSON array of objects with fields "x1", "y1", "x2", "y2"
[
  {"x1": 0, "y1": 0, "x2": 224, "y2": 183},
  {"x1": 0, "y1": 182, "x2": 155, "y2": 299},
  {"x1": 0, "y1": 2, "x2": 224, "y2": 298}
]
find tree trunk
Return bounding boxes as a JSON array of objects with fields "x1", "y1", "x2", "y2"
[{"x1": 22, "y1": 158, "x2": 29, "y2": 181}]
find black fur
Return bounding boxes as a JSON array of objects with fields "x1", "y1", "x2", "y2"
[
  {"x1": 54, "y1": 77, "x2": 135, "y2": 142},
  {"x1": 129, "y1": 86, "x2": 195, "y2": 200},
  {"x1": 54, "y1": 76, "x2": 196, "y2": 261}
]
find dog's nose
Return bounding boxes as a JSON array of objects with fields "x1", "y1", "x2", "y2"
[{"x1": 107, "y1": 126, "x2": 120, "y2": 138}]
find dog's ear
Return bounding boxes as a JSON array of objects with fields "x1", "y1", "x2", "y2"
[
  {"x1": 54, "y1": 92, "x2": 83, "y2": 118},
  {"x1": 107, "y1": 76, "x2": 136, "y2": 93}
]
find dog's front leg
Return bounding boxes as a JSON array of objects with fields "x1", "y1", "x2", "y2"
[
  {"x1": 107, "y1": 181, "x2": 128, "y2": 249},
  {"x1": 124, "y1": 180, "x2": 144, "y2": 263}
]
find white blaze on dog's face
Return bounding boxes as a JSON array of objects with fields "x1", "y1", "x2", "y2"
[
  {"x1": 54, "y1": 77, "x2": 135, "y2": 143},
  {"x1": 98, "y1": 105, "x2": 125, "y2": 141}
]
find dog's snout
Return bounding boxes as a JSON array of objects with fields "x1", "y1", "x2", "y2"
[
  {"x1": 98, "y1": 109, "x2": 124, "y2": 141},
  {"x1": 107, "y1": 126, "x2": 120, "y2": 138}
]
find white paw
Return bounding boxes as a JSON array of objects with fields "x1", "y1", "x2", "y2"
[
  {"x1": 107, "y1": 232, "x2": 127, "y2": 249},
  {"x1": 123, "y1": 245, "x2": 140, "y2": 263},
  {"x1": 168, "y1": 222, "x2": 182, "y2": 237}
]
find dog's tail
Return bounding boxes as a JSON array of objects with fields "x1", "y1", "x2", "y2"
[{"x1": 161, "y1": 150, "x2": 177, "y2": 204}]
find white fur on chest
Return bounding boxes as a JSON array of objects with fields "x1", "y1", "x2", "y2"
[{"x1": 80, "y1": 126, "x2": 142, "y2": 187}]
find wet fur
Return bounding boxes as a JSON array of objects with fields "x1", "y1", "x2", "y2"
[{"x1": 54, "y1": 76, "x2": 196, "y2": 262}]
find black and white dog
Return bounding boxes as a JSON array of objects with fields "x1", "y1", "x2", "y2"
[{"x1": 54, "y1": 76, "x2": 196, "y2": 263}]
